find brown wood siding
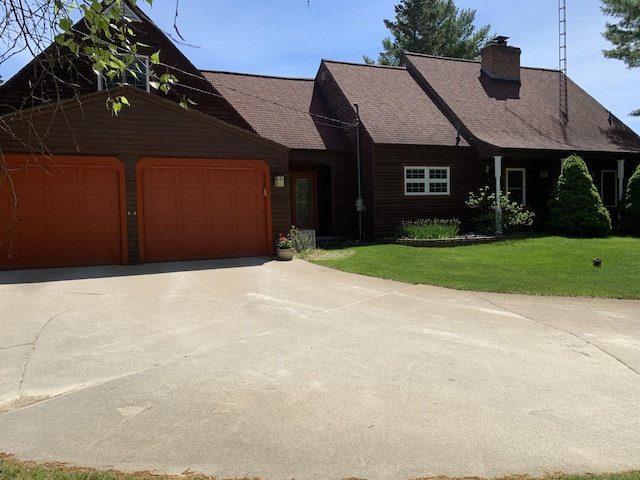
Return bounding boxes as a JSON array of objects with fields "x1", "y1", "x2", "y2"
[
  {"x1": 314, "y1": 67, "x2": 377, "y2": 240},
  {"x1": 374, "y1": 144, "x2": 479, "y2": 237},
  {"x1": 289, "y1": 149, "x2": 358, "y2": 238},
  {"x1": 0, "y1": 92, "x2": 288, "y2": 262}
]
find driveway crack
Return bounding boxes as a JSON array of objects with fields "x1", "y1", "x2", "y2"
[
  {"x1": 470, "y1": 292, "x2": 640, "y2": 378},
  {"x1": 18, "y1": 307, "x2": 74, "y2": 390}
]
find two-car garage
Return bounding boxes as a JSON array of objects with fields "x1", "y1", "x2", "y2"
[{"x1": 0, "y1": 155, "x2": 273, "y2": 270}]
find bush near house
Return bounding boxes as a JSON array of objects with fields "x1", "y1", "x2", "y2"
[
  {"x1": 465, "y1": 186, "x2": 535, "y2": 234},
  {"x1": 396, "y1": 218, "x2": 461, "y2": 239},
  {"x1": 620, "y1": 163, "x2": 640, "y2": 234},
  {"x1": 547, "y1": 154, "x2": 611, "y2": 237}
]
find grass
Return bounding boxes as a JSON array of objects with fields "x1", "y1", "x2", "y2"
[
  {"x1": 308, "y1": 235, "x2": 640, "y2": 299},
  {"x1": 1, "y1": 456, "x2": 640, "y2": 480}
]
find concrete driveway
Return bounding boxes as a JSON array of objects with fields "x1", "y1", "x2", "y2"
[{"x1": 1, "y1": 257, "x2": 639, "y2": 480}]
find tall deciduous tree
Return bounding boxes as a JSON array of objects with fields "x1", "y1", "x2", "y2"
[
  {"x1": 601, "y1": 0, "x2": 640, "y2": 115},
  {"x1": 364, "y1": 0, "x2": 491, "y2": 66}
]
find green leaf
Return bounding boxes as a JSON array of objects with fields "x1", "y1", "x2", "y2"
[
  {"x1": 59, "y1": 17, "x2": 72, "y2": 32},
  {"x1": 150, "y1": 51, "x2": 160, "y2": 64}
]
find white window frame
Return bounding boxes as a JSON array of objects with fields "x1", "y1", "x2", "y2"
[
  {"x1": 97, "y1": 54, "x2": 150, "y2": 93},
  {"x1": 404, "y1": 166, "x2": 450, "y2": 196},
  {"x1": 506, "y1": 168, "x2": 526, "y2": 205},
  {"x1": 600, "y1": 169, "x2": 618, "y2": 207}
]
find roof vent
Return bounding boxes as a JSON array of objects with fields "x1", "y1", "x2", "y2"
[{"x1": 480, "y1": 35, "x2": 521, "y2": 82}]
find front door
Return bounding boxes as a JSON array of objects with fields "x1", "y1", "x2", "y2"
[{"x1": 291, "y1": 171, "x2": 317, "y2": 230}]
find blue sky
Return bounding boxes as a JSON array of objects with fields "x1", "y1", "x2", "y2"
[{"x1": 2, "y1": 0, "x2": 640, "y2": 133}]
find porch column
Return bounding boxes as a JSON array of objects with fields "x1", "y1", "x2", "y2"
[
  {"x1": 494, "y1": 155, "x2": 503, "y2": 235},
  {"x1": 618, "y1": 159, "x2": 626, "y2": 202}
]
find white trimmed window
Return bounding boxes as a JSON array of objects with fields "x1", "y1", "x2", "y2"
[
  {"x1": 506, "y1": 168, "x2": 526, "y2": 205},
  {"x1": 97, "y1": 54, "x2": 150, "y2": 92},
  {"x1": 404, "y1": 166, "x2": 450, "y2": 196}
]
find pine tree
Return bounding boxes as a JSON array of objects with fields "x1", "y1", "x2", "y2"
[
  {"x1": 602, "y1": 0, "x2": 640, "y2": 115},
  {"x1": 547, "y1": 155, "x2": 612, "y2": 237},
  {"x1": 364, "y1": 0, "x2": 491, "y2": 65}
]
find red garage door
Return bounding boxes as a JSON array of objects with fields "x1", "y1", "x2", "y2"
[
  {"x1": 138, "y1": 158, "x2": 272, "y2": 263},
  {"x1": 0, "y1": 156, "x2": 126, "y2": 270}
]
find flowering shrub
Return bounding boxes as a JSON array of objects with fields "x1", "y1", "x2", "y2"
[
  {"x1": 277, "y1": 233, "x2": 293, "y2": 249},
  {"x1": 466, "y1": 186, "x2": 535, "y2": 234}
]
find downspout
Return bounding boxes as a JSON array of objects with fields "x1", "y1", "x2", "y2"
[
  {"x1": 494, "y1": 155, "x2": 503, "y2": 234},
  {"x1": 618, "y1": 159, "x2": 625, "y2": 228},
  {"x1": 354, "y1": 103, "x2": 363, "y2": 243},
  {"x1": 618, "y1": 159, "x2": 625, "y2": 202}
]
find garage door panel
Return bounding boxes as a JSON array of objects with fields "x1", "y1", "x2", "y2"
[
  {"x1": 14, "y1": 168, "x2": 44, "y2": 187},
  {"x1": 81, "y1": 217, "x2": 119, "y2": 241},
  {"x1": 140, "y1": 160, "x2": 270, "y2": 262},
  {"x1": 82, "y1": 166, "x2": 114, "y2": 186},
  {"x1": 181, "y1": 192, "x2": 207, "y2": 211},
  {"x1": 0, "y1": 158, "x2": 124, "y2": 270},
  {"x1": 149, "y1": 216, "x2": 179, "y2": 239},
  {"x1": 14, "y1": 220, "x2": 46, "y2": 243},
  {"x1": 235, "y1": 169, "x2": 260, "y2": 187},
  {"x1": 17, "y1": 192, "x2": 46, "y2": 213},
  {"x1": 182, "y1": 216, "x2": 209, "y2": 237},
  {"x1": 49, "y1": 217, "x2": 81, "y2": 242},
  {"x1": 236, "y1": 191, "x2": 261, "y2": 210},
  {"x1": 208, "y1": 169, "x2": 233, "y2": 187},
  {"x1": 183, "y1": 238, "x2": 209, "y2": 257},
  {"x1": 149, "y1": 168, "x2": 177, "y2": 187},
  {"x1": 180, "y1": 169, "x2": 206, "y2": 187},
  {"x1": 210, "y1": 191, "x2": 234, "y2": 209},
  {"x1": 150, "y1": 192, "x2": 178, "y2": 211},
  {"x1": 51, "y1": 193, "x2": 80, "y2": 213},
  {"x1": 48, "y1": 169, "x2": 78, "y2": 187},
  {"x1": 84, "y1": 192, "x2": 117, "y2": 212}
]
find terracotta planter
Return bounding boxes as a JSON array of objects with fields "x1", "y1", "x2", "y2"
[{"x1": 276, "y1": 248, "x2": 295, "y2": 261}]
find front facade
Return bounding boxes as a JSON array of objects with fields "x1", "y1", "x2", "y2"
[{"x1": 2, "y1": 2, "x2": 640, "y2": 269}]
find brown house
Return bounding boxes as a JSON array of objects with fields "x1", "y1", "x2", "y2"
[{"x1": 2, "y1": 2, "x2": 640, "y2": 270}]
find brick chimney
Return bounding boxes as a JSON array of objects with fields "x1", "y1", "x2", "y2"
[{"x1": 480, "y1": 36, "x2": 521, "y2": 82}]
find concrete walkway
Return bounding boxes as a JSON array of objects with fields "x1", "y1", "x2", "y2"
[{"x1": 1, "y1": 258, "x2": 639, "y2": 480}]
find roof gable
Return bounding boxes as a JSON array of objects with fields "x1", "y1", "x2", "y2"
[
  {"x1": 320, "y1": 60, "x2": 467, "y2": 147},
  {"x1": 0, "y1": 0, "x2": 249, "y2": 129},
  {"x1": 404, "y1": 52, "x2": 640, "y2": 154}
]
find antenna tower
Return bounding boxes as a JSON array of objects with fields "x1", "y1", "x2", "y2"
[{"x1": 559, "y1": 0, "x2": 568, "y2": 121}]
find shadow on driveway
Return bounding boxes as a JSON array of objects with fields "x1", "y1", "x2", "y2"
[{"x1": 0, "y1": 256, "x2": 272, "y2": 285}]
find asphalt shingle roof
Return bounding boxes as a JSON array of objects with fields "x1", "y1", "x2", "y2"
[
  {"x1": 404, "y1": 53, "x2": 640, "y2": 153},
  {"x1": 201, "y1": 71, "x2": 349, "y2": 151},
  {"x1": 321, "y1": 60, "x2": 468, "y2": 147}
]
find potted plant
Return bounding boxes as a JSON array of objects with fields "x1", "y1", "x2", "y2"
[{"x1": 276, "y1": 233, "x2": 295, "y2": 261}]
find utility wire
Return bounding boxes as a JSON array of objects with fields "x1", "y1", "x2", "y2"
[{"x1": 157, "y1": 61, "x2": 356, "y2": 129}]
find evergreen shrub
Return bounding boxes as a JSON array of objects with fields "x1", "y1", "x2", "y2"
[
  {"x1": 547, "y1": 154, "x2": 611, "y2": 237},
  {"x1": 620, "y1": 163, "x2": 640, "y2": 234}
]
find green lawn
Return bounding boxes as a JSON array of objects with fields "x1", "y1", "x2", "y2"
[
  {"x1": 308, "y1": 236, "x2": 640, "y2": 299},
  {"x1": 1, "y1": 455, "x2": 639, "y2": 480}
]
